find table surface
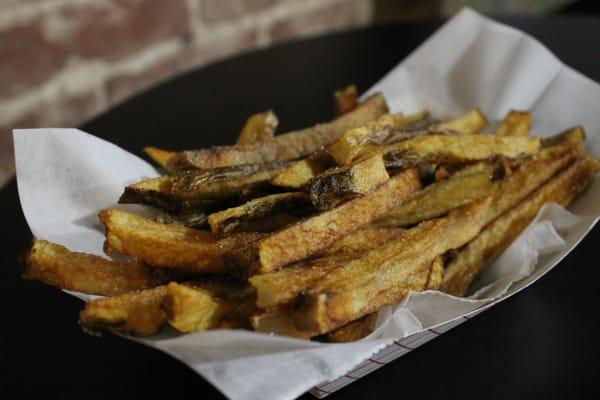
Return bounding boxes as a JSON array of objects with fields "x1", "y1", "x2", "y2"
[{"x1": 3, "y1": 15, "x2": 600, "y2": 400}]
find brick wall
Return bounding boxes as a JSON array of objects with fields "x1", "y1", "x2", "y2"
[{"x1": 0, "y1": 0, "x2": 373, "y2": 187}]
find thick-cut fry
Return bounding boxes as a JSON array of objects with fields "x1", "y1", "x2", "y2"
[
  {"x1": 208, "y1": 192, "x2": 312, "y2": 236},
  {"x1": 308, "y1": 154, "x2": 389, "y2": 210},
  {"x1": 167, "y1": 93, "x2": 389, "y2": 170},
  {"x1": 441, "y1": 155, "x2": 600, "y2": 296},
  {"x1": 80, "y1": 286, "x2": 168, "y2": 336},
  {"x1": 99, "y1": 209, "x2": 263, "y2": 273},
  {"x1": 236, "y1": 110, "x2": 278, "y2": 144},
  {"x1": 433, "y1": 108, "x2": 488, "y2": 134},
  {"x1": 163, "y1": 282, "x2": 234, "y2": 333},
  {"x1": 333, "y1": 85, "x2": 358, "y2": 116},
  {"x1": 144, "y1": 147, "x2": 175, "y2": 169},
  {"x1": 323, "y1": 312, "x2": 378, "y2": 342},
  {"x1": 376, "y1": 162, "x2": 499, "y2": 227},
  {"x1": 251, "y1": 308, "x2": 315, "y2": 339},
  {"x1": 225, "y1": 169, "x2": 421, "y2": 277},
  {"x1": 494, "y1": 110, "x2": 531, "y2": 136},
  {"x1": 270, "y1": 151, "x2": 335, "y2": 189},
  {"x1": 542, "y1": 126, "x2": 585, "y2": 148},
  {"x1": 425, "y1": 256, "x2": 444, "y2": 290},
  {"x1": 380, "y1": 135, "x2": 541, "y2": 170},
  {"x1": 250, "y1": 226, "x2": 406, "y2": 308},
  {"x1": 327, "y1": 112, "x2": 427, "y2": 166},
  {"x1": 23, "y1": 240, "x2": 162, "y2": 296}
]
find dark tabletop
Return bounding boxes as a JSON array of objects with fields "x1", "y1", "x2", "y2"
[{"x1": 2, "y1": 15, "x2": 600, "y2": 400}]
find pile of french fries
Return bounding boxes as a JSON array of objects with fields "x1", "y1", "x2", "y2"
[{"x1": 23, "y1": 85, "x2": 600, "y2": 342}]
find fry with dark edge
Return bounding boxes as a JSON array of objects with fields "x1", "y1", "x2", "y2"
[
  {"x1": 167, "y1": 93, "x2": 388, "y2": 170},
  {"x1": 225, "y1": 168, "x2": 421, "y2": 277},
  {"x1": 23, "y1": 240, "x2": 164, "y2": 296},
  {"x1": 207, "y1": 192, "x2": 312, "y2": 236},
  {"x1": 250, "y1": 226, "x2": 407, "y2": 308},
  {"x1": 375, "y1": 162, "x2": 499, "y2": 227},
  {"x1": 542, "y1": 126, "x2": 585, "y2": 148},
  {"x1": 494, "y1": 110, "x2": 531, "y2": 136},
  {"x1": 270, "y1": 151, "x2": 335, "y2": 189},
  {"x1": 441, "y1": 155, "x2": 600, "y2": 297},
  {"x1": 323, "y1": 312, "x2": 379, "y2": 342},
  {"x1": 308, "y1": 154, "x2": 389, "y2": 210},
  {"x1": 333, "y1": 85, "x2": 358, "y2": 116},
  {"x1": 99, "y1": 209, "x2": 264, "y2": 273},
  {"x1": 236, "y1": 110, "x2": 278, "y2": 144}
]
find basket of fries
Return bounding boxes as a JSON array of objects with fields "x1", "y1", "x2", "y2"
[{"x1": 14, "y1": 8, "x2": 600, "y2": 400}]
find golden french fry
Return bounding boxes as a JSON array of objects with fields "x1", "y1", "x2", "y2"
[
  {"x1": 23, "y1": 240, "x2": 162, "y2": 296},
  {"x1": 308, "y1": 154, "x2": 389, "y2": 210},
  {"x1": 441, "y1": 155, "x2": 600, "y2": 296},
  {"x1": 542, "y1": 126, "x2": 585, "y2": 148},
  {"x1": 270, "y1": 151, "x2": 335, "y2": 189},
  {"x1": 144, "y1": 147, "x2": 175, "y2": 170},
  {"x1": 167, "y1": 93, "x2": 388, "y2": 170},
  {"x1": 323, "y1": 312, "x2": 379, "y2": 342},
  {"x1": 433, "y1": 108, "x2": 488, "y2": 134},
  {"x1": 236, "y1": 110, "x2": 278, "y2": 144},
  {"x1": 333, "y1": 85, "x2": 358, "y2": 116},
  {"x1": 225, "y1": 169, "x2": 421, "y2": 277},
  {"x1": 99, "y1": 209, "x2": 264, "y2": 273},
  {"x1": 494, "y1": 110, "x2": 531, "y2": 136}
]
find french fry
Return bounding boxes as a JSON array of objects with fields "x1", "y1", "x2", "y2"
[
  {"x1": 251, "y1": 308, "x2": 315, "y2": 339},
  {"x1": 308, "y1": 154, "x2": 390, "y2": 210},
  {"x1": 270, "y1": 151, "x2": 335, "y2": 189},
  {"x1": 167, "y1": 93, "x2": 388, "y2": 170},
  {"x1": 441, "y1": 155, "x2": 600, "y2": 296},
  {"x1": 207, "y1": 192, "x2": 312, "y2": 236},
  {"x1": 425, "y1": 255, "x2": 444, "y2": 290},
  {"x1": 236, "y1": 110, "x2": 278, "y2": 144},
  {"x1": 333, "y1": 85, "x2": 358, "y2": 116},
  {"x1": 80, "y1": 286, "x2": 168, "y2": 336},
  {"x1": 23, "y1": 240, "x2": 162, "y2": 296},
  {"x1": 99, "y1": 209, "x2": 264, "y2": 273},
  {"x1": 380, "y1": 135, "x2": 541, "y2": 170},
  {"x1": 250, "y1": 226, "x2": 406, "y2": 308},
  {"x1": 542, "y1": 126, "x2": 585, "y2": 148},
  {"x1": 494, "y1": 110, "x2": 531, "y2": 136},
  {"x1": 433, "y1": 108, "x2": 488, "y2": 134},
  {"x1": 375, "y1": 162, "x2": 499, "y2": 227},
  {"x1": 225, "y1": 169, "x2": 421, "y2": 277},
  {"x1": 144, "y1": 147, "x2": 175, "y2": 170},
  {"x1": 323, "y1": 312, "x2": 379, "y2": 342}
]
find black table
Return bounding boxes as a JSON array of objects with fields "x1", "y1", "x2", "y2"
[{"x1": 3, "y1": 16, "x2": 600, "y2": 400}]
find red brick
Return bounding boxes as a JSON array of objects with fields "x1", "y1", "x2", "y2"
[
  {"x1": 59, "y1": 0, "x2": 190, "y2": 61},
  {"x1": 201, "y1": 0, "x2": 278, "y2": 23},
  {"x1": 270, "y1": 2, "x2": 369, "y2": 43},
  {"x1": 0, "y1": 22, "x2": 68, "y2": 100},
  {"x1": 106, "y1": 29, "x2": 258, "y2": 104}
]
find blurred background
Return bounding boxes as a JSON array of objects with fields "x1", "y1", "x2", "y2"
[{"x1": 0, "y1": 0, "x2": 597, "y2": 188}]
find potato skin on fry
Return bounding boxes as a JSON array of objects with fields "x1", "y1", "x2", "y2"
[
  {"x1": 167, "y1": 93, "x2": 388, "y2": 170},
  {"x1": 23, "y1": 240, "x2": 162, "y2": 296},
  {"x1": 99, "y1": 209, "x2": 264, "y2": 273},
  {"x1": 226, "y1": 169, "x2": 421, "y2": 277},
  {"x1": 323, "y1": 312, "x2": 378, "y2": 342}
]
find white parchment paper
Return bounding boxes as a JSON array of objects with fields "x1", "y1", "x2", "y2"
[{"x1": 13, "y1": 8, "x2": 600, "y2": 400}]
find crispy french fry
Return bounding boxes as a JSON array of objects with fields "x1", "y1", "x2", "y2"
[
  {"x1": 167, "y1": 93, "x2": 388, "y2": 170},
  {"x1": 441, "y1": 155, "x2": 600, "y2": 296},
  {"x1": 99, "y1": 209, "x2": 263, "y2": 273},
  {"x1": 433, "y1": 108, "x2": 488, "y2": 134},
  {"x1": 270, "y1": 151, "x2": 335, "y2": 189},
  {"x1": 425, "y1": 255, "x2": 444, "y2": 290},
  {"x1": 333, "y1": 85, "x2": 358, "y2": 116},
  {"x1": 207, "y1": 192, "x2": 312, "y2": 236},
  {"x1": 80, "y1": 286, "x2": 168, "y2": 336},
  {"x1": 225, "y1": 169, "x2": 421, "y2": 277},
  {"x1": 494, "y1": 110, "x2": 531, "y2": 136},
  {"x1": 327, "y1": 112, "x2": 427, "y2": 166},
  {"x1": 380, "y1": 135, "x2": 541, "y2": 170},
  {"x1": 144, "y1": 147, "x2": 175, "y2": 169},
  {"x1": 250, "y1": 226, "x2": 406, "y2": 308},
  {"x1": 251, "y1": 308, "x2": 315, "y2": 339},
  {"x1": 542, "y1": 126, "x2": 585, "y2": 148},
  {"x1": 155, "y1": 211, "x2": 209, "y2": 229},
  {"x1": 323, "y1": 312, "x2": 378, "y2": 342},
  {"x1": 236, "y1": 110, "x2": 278, "y2": 144},
  {"x1": 308, "y1": 154, "x2": 390, "y2": 210},
  {"x1": 23, "y1": 240, "x2": 162, "y2": 296},
  {"x1": 375, "y1": 162, "x2": 499, "y2": 227}
]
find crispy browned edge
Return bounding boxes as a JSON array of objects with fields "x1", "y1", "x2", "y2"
[
  {"x1": 236, "y1": 110, "x2": 278, "y2": 144},
  {"x1": 323, "y1": 312, "x2": 378, "y2": 342},
  {"x1": 333, "y1": 85, "x2": 358, "y2": 116}
]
